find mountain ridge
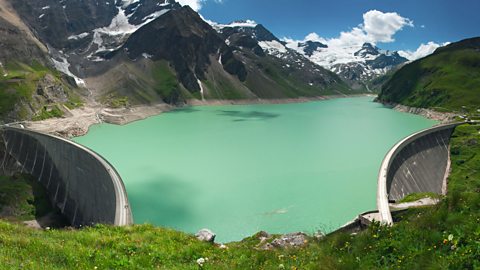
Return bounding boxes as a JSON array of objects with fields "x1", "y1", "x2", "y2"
[{"x1": 377, "y1": 37, "x2": 480, "y2": 112}]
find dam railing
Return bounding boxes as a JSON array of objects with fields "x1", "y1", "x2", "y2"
[
  {"x1": 377, "y1": 123, "x2": 461, "y2": 225},
  {"x1": 0, "y1": 127, "x2": 133, "y2": 226}
]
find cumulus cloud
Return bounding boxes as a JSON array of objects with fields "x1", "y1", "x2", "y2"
[
  {"x1": 398, "y1": 41, "x2": 450, "y2": 61},
  {"x1": 176, "y1": 0, "x2": 205, "y2": 11},
  {"x1": 285, "y1": 10, "x2": 414, "y2": 49},
  {"x1": 363, "y1": 10, "x2": 414, "y2": 43}
]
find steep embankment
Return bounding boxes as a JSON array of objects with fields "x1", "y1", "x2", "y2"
[{"x1": 377, "y1": 37, "x2": 480, "y2": 113}]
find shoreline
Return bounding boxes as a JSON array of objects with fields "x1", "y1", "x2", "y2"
[
  {"x1": 379, "y1": 102, "x2": 458, "y2": 123},
  {"x1": 24, "y1": 94, "x2": 375, "y2": 138}
]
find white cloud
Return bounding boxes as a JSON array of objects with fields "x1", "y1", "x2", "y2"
[
  {"x1": 177, "y1": 0, "x2": 223, "y2": 11},
  {"x1": 283, "y1": 10, "x2": 415, "y2": 68},
  {"x1": 177, "y1": 0, "x2": 205, "y2": 11},
  {"x1": 398, "y1": 41, "x2": 450, "y2": 61},
  {"x1": 362, "y1": 10, "x2": 414, "y2": 43},
  {"x1": 285, "y1": 10, "x2": 414, "y2": 49}
]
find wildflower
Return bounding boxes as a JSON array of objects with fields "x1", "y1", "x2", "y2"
[
  {"x1": 196, "y1": 258, "x2": 206, "y2": 267},
  {"x1": 448, "y1": 234, "x2": 454, "y2": 241}
]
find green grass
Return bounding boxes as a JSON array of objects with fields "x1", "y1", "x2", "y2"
[
  {"x1": 203, "y1": 79, "x2": 247, "y2": 100},
  {"x1": 0, "y1": 174, "x2": 52, "y2": 221},
  {"x1": 32, "y1": 105, "x2": 64, "y2": 121},
  {"x1": 378, "y1": 40, "x2": 480, "y2": 113},
  {"x1": 399, "y1": 192, "x2": 443, "y2": 203},
  {"x1": 151, "y1": 61, "x2": 181, "y2": 104}
]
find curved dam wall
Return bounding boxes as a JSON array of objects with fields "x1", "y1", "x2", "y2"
[
  {"x1": 377, "y1": 123, "x2": 460, "y2": 225},
  {"x1": 1, "y1": 127, "x2": 133, "y2": 226}
]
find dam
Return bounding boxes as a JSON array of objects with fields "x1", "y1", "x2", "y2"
[
  {"x1": 0, "y1": 127, "x2": 133, "y2": 226},
  {"x1": 377, "y1": 123, "x2": 460, "y2": 224}
]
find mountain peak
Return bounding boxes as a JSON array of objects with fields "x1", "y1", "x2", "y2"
[
  {"x1": 354, "y1": 43, "x2": 380, "y2": 58},
  {"x1": 298, "y1": 40, "x2": 328, "y2": 56}
]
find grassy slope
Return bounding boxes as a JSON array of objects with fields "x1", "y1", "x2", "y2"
[
  {"x1": 0, "y1": 124, "x2": 478, "y2": 269},
  {"x1": 378, "y1": 38, "x2": 480, "y2": 113},
  {"x1": 0, "y1": 61, "x2": 81, "y2": 121}
]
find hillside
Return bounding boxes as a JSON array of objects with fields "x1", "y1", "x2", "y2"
[
  {"x1": 377, "y1": 37, "x2": 480, "y2": 113},
  {"x1": 0, "y1": 5, "x2": 82, "y2": 122}
]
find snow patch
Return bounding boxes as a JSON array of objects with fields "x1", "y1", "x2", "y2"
[
  {"x1": 208, "y1": 20, "x2": 258, "y2": 31},
  {"x1": 41, "y1": 6, "x2": 50, "y2": 10},
  {"x1": 51, "y1": 56, "x2": 86, "y2": 87},
  {"x1": 121, "y1": 0, "x2": 140, "y2": 7},
  {"x1": 142, "y1": 53, "x2": 153, "y2": 59},
  {"x1": 258, "y1": 40, "x2": 287, "y2": 54},
  {"x1": 68, "y1": 32, "x2": 90, "y2": 40},
  {"x1": 90, "y1": 6, "x2": 170, "y2": 56},
  {"x1": 197, "y1": 78, "x2": 205, "y2": 100},
  {"x1": 38, "y1": 14, "x2": 45, "y2": 19}
]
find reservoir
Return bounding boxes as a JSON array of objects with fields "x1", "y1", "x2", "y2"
[{"x1": 74, "y1": 97, "x2": 437, "y2": 242}]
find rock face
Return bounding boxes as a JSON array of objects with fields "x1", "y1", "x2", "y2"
[
  {"x1": 195, "y1": 229, "x2": 216, "y2": 243},
  {"x1": 298, "y1": 41, "x2": 328, "y2": 57},
  {"x1": 215, "y1": 21, "x2": 352, "y2": 97},
  {"x1": 0, "y1": 16, "x2": 46, "y2": 64},
  {"x1": 121, "y1": 6, "x2": 244, "y2": 93}
]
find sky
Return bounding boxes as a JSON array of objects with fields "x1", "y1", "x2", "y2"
[{"x1": 176, "y1": 0, "x2": 480, "y2": 59}]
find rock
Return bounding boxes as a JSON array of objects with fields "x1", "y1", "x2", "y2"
[
  {"x1": 260, "y1": 232, "x2": 309, "y2": 250},
  {"x1": 467, "y1": 139, "x2": 478, "y2": 146},
  {"x1": 255, "y1": 231, "x2": 271, "y2": 239},
  {"x1": 314, "y1": 231, "x2": 325, "y2": 240},
  {"x1": 195, "y1": 229, "x2": 216, "y2": 243}
]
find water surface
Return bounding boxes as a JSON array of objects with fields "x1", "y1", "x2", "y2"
[{"x1": 74, "y1": 97, "x2": 437, "y2": 242}]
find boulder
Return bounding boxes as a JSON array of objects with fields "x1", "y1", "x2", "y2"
[
  {"x1": 260, "y1": 232, "x2": 309, "y2": 250},
  {"x1": 195, "y1": 229, "x2": 216, "y2": 243}
]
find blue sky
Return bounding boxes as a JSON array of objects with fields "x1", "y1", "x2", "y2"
[{"x1": 182, "y1": 0, "x2": 480, "y2": 52}]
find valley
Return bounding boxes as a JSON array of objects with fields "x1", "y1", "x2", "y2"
[{"x1": 0, "y1": 0, "x2": 479, "y2": 269}]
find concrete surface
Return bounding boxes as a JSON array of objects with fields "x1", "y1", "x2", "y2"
[
  {"x1": 377, "y1": 123, "x2": 460, "y2": 225},
  {"x1": 1, "y1": 127, "x2": 133, "y2": 226}
]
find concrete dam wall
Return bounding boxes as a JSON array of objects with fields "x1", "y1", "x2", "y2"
[
  {"x1": 1, "y1": 127, "x2": 133, "y2": 226},
  {"x1": 377, "y1": 123, "x2": 460, "y2": 225}
]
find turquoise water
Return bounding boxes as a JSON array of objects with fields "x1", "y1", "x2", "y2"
[{"x1": 74, "y1": 97, "x2": 437, "y2": 242}]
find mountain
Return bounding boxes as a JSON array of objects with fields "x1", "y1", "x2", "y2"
[
  {"x1": 0, "y1": 0, "x2": 80, "y2": 122},
  {"x1": 377, "y1": 37, "x2": 480, "y2": 112},
  {"x1": 211, "y1": 21, "x2": 352, "y2": 97},
  {"x1": 286, "y1": 40, "x2": 409, "y2": 84},
  {"x1": 0, "y1": 0, "x2": 354, "y2": 121}
]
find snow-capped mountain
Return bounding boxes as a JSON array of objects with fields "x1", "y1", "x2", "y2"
[
  {"x1": 286, "y1": 40, "x2": 408, "y2": 82},
  {"x1": 0, "y1": 0, "x2": 353, "y2": 121},
  {"x1": 210, "y1": 20, "x2": 351, "y2": 95}
]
